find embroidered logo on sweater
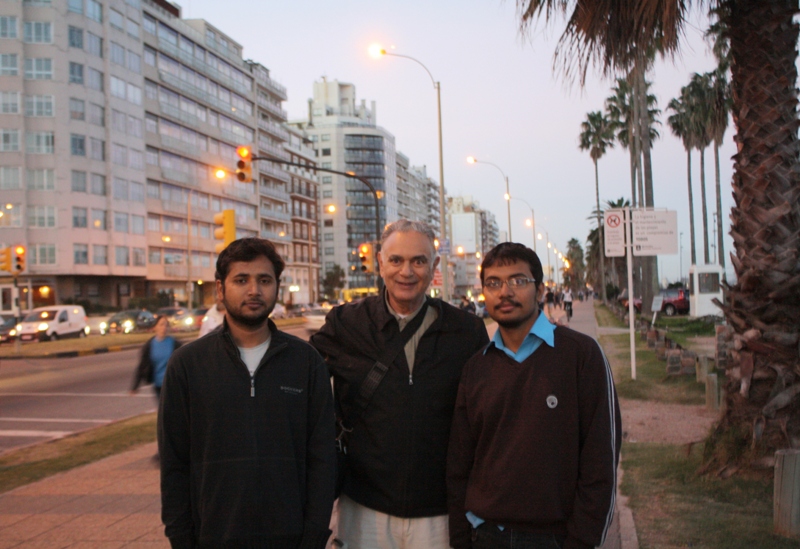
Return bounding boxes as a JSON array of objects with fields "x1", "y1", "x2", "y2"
[
  {"x1": 280, "y1": 386, "x2": 304, "y2": 395},
  {"x1": 546, "y1": 395, "x2": 558, "y2": 409}
]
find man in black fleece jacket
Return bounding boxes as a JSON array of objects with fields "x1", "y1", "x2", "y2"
[
  {"x1": 158, "y1": 238, "x2": 336, "y2": 549},
  {"x1": 447, "y1": 243, "x2": 621, "y2": 549}
]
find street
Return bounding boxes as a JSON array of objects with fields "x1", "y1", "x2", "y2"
[{"x1": 0, "y1": 325, "x2": 312, "y2": 455}]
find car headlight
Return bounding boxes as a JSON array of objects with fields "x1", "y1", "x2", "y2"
[
  {"x1": 37, "y1": 322, "x2": 49, "y2": 331},
  {"x1": 184, "y1": 317, "x2": 193, "y2": 325},
  {"x1": 15, "y1": 324, "x2": 21, "y2": 331},
  {"x1": 84, "y1": 326, "x2": 90, "y2": 335},
  {"x1": 99, "y1": 322, "x2": 107, "y2": 330},
  {"x1": 123, "y1": 320, "x2": 133, "y2": 328},
  {"x1": 9, "y1": 329, "x2": 16, "y2": 336}
]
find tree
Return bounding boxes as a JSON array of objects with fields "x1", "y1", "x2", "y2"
[
  {"x1": 517, "y1": 0, "x2": 800, "y2": 469},
  {"x1": 562, "y1": 237, "x2": 586, "y2": 292},
  {"x1": 686, "y1": 72, "x2": 714, "y2": 265},
  {"x1": 579, "y1": 110, "x2": 614, "y2": 304},
  {"x1": 321, "y1": 264, "x2": 346, "y2": 301},
  {"x1": 667, "y1": 89, "x2": 699, "y2": 267}
]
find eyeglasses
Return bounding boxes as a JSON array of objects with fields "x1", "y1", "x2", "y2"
[{"x1": 483, "y1": 277, "x2": 538, "y2": 291}]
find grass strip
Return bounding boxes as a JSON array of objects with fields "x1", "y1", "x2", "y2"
[
  {"x1": 595, "y1": 302, "x2": 627, "y2": 328},
  {"x1": 0, "y1": 413, "x2": 156, "y2": 494},
  {"x1": 601, "y1": 332, "x2": 704, "y2": 405},
  {"x1": 622, "y1": 442, "x2": 798, "y2": 548}
]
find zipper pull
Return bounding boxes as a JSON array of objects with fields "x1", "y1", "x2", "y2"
[
  {"x1": 409, "y1": 373, "x2": 413, "y2": 386},
  {"x1": 250, "y1": 377, "x2": 255, "y2": 397}
]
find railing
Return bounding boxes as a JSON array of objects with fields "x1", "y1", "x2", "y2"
[
  {"x1": 259, "y1": 184, "x2": 290, "y2": 201},
  {"x1": 161, "y1": 168, "x2": 190, "y2": 185},
  {"x1": 254, "y1": 71, "x2": 287, "y2": 100},
  {"x1": 260, "y1": 208, "x2": 291, "y2": 222},
  {"x1": 258, "y1": 162, "x2": 290, "y2": 183},
  {"x1": 159, "y1": 70, "x2": 253, "y2": 125},
  {"x1": 260, "y1": 229, "x2": 292, "y2": 242},
  {"x1": 157, "y1": 37, "x2": 252, "y2": 96},
  {"x1": 162, "y1": 200, "x2": 187, "y2": 214},
  {"x1": 258, "y1": 117, "x2": 290, "y2": 142},
  {"x1": 257, "y1": 141, "x2": 290, "y2": 161},
  {"x1": 204, "y1": 35, "x2": 245, "y2": 68},
  {"x1": 222, "y1": 184, "x2": 254, "y2": 201},
  {"x1": 156, "y1": 100, "x2": 202, "y2": 128},
  {"x1": 256, "y1": 94, "x2": 287, "y2": 121}
]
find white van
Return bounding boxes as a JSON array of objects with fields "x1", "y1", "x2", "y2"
[{"x1": 16, "y1": 305, "x2": 89, "y2": 342}]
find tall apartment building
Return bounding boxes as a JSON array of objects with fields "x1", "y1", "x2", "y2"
[
  {"x1": 448, "y1": 195, "x2": 500, "y2": 297},
  {"x1": 0, "y1": 0, "x2": 301, "y2": 312},
  {"x1": 293, "y1": 78, "x2": 398, "y2": 290}
]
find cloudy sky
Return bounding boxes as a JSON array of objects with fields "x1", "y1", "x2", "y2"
[{"x1": 184, "y1": 0, "x2": 735, "y2": 285}]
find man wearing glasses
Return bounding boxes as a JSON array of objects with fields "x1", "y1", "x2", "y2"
[{"x1": 447, "y1": 242, "x2": 621, "y2": 549}]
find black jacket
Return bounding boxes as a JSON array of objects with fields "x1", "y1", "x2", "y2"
[
  {"x1": 131, "y1": 336, "x2": 183, "y2": 391},
  {"x1": 311, "y1": 293, "x2": 489, "y2": 518},
  {"x1": 158, "y1": 319, "x2": 336, "y2": 549}
]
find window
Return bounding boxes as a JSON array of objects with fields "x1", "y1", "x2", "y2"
[
  {"x1": 109, "y1": 9, "x2": 124, "y2": 30},
  {"x1": 88, "y1": 103, "x2": 104, "y2": 126},
  {"x1": 68, "y1": 26, "x2": 83, "y2": 49},
  {"x1": 68, "y1": 0, "x2": 83, "y2": 14},
  {"x1": 90, "y1": 173, "x2": 105, "y2": 195},
  {"x1": 147, "y1": 181, "x2": 159, "y2": 199},
  {"x1": 86, "y1": 32, "x2": 102, "y2": 58},
  {"x1": 27, "y1": 169, "x2": 54, "y2": 190},
  {"x1": 127, "y1": 83, "x2": 142, "y2": 105},
  {"x1": 0, "y1": 17, "x2": 18, "y2": 38},
  {"x1": 28, "y1": 205, "x2": 56, "y2": 228},
  {"x1": 131, "y1": 215, "x2": 145, "y2": 234},
  {"x1": 127, "y1": 51, "x2": 141, "y2": 73},
  {"x1": 89, "y1": 137, "x2": 104, "y2": 160},
  {"x1": 25, "y1": 95, "x2": 54, "y2": 117},
  {"x1": 31, "y1": 244, "x2": 56, "y2": 265},
  {"x1": 324, "y1": 247, "x2": 334, "y2": 255},
  {"x1": 323, "y1": 219, "x2": 333, "y2": 227},
  {"x1": 133, "y1": 247, "x2": 145, "y2": 266},
  {"x1": 321, "y1": 134, "x2": 330, "y2": 142},
  {"x1": 71, "y1": 170, "x2": 87, "y2": 192},
  {"x1": 72, "y1": 207, "x2": 87, "y2": 228},
  {"x1": 91, "y1": 208, "x2": 106, "y2": 229},
  {"x1": 323, "y1": 233, "x2": 334, "y2": 241},
  {"x1": 144, "y1": 47, "x2": 156, "y2": 67},
  {"x1": 147, "y1": 214, "x2": 160, "y2": 231},
  {"x1": 0, "y1": 167, "x2": 20, "y2": 189},
  {"x1": 111, "y1": 144, "x2": 127, "y2": 166},
  {"x1": 24, "y1": 22, "x2": 52, "y2": 44},
  {"x1": 126, "y1": 19, "x2": 139, "y2": 38},
  {"x1": 129, "y1": 150, "x2": 144, "y2": 170},
  {"x1": 115, "y1": 246, "x2": 129, "y2": 266},
  {"x1": 321, "y1": 148, "x2": 331, "y2": 156},
  {"x1": 87, "y1": 0, "x2": 102, "y2": 23},
  {"x1": 322, "y1": 190, "x2": 332, "y2": 198},
  {"x1": 92, "y1": 245, "x2": 107, "y2": 265},
  {"x1": 0, "y1": 203, "x2": 22, "y2": 227},
  {"x1": 110, "y1": 42, "x2": 125, "y2": 65},
  {"x1": 1, "y1": 92, "x2": 19, "y2": 114},
  {"x1": 69, "y1": 62, "x2": 84, "y2": 84},
  {"x1": 27, "y1": 132, "x2": 54, "y2": 154},
  {"x1": 110, "y1": 76, "x2": 126, "y2": 98},
  {"x1": 74, "y1": 244, "x2": 88, "y2": 264},
  {"x1": 112, "y1": 110, "x2": 126, "y2": 132},
  {"x1": 1, "y1": 129, "x2": 19, "y2": 151},
  {"x1": 321, "y1": 162, "x2": 332, "y2": 169},
  {"x1": 69, "y1": 98, "x2": 85, "y2": 120},
  {"x1": 143, "y1": 13, "x2": 156, "y2": 35},
  {"x1": 1, "y1": 54, "x2": 18, "y2": 75},
  {"x1": 148, "y1": 247, "x2": 161, "y2": 264},
  {"x1": 114, "y1": 212, "x2": 129, "y2": 233},
  {"x1": 70, "y1": 134, "x2": 86, "y2": 156},
  {"x1": 112, "y1": 177, "x2": 128, "y2": 199},
  {"x1": 87, "y1": 67, "x2": 103, "y2": 91},
  {"x1": 127, "y1": 116, "x2": 143, "y2": 137},
  {"x1": 25, "y1": 58, "x2": 53, "y2": 80}
]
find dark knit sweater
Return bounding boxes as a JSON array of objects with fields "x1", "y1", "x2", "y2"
[{"x1": 447, "y1": 326, "x2": 621, "y2": 549}]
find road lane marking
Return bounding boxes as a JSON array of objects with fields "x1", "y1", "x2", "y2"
[
  {"x1": 0, "y1": 417, "x2": 113, "y2": 423},
  {"x1": 0, "y1": 430, "x2": 71, "y2": 438}
]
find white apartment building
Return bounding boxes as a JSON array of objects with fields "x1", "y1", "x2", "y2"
[
  {"x1": 293, "y1": 78, "x2": 398, "y2": 290},
  {"x1": 0, "y1": 0, "x2": 302, "y2": 312},
  {"x1": 449, "y1": 195, "x2": 500, "y2": 297}
]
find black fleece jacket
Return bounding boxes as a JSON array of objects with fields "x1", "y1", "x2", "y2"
[{"x1": 158, "y1": 320, "x2": 336, "y2": 549}]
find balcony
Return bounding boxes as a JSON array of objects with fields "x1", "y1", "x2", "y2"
[
  {"x1": 257, "y1": 95, "x2": 287, "y2": 121},
  {"x1": 260, "y1": 229, "x2": 292, "y2": 242},
  {"x1": 159, "y1": 70, "x2": 253, "y2": 125},
  {"x1": 258, "y1": 117, "x2": 290, "y2": 142},
  {"x1": 161, "y1": 168, "x2": 190, "y2": 185},
  {"x1": 164, "y1": 264, "x2": 215, "y2": 279},
  {"x1": 204, "y1": 35, "x2": 245, "y2": 68},
  {"x1": 222, "y1": 184, "x2": 255, "y2": 202},
  {"x1": 254, "y1": 72, "x2": 288, "y2": 101},
  {"x1": 260, "y1": 184, "x2": 290, "y2": 202},
  {"x1": 258, "y1": 162, "x2": 290, "y2": 183},
  {"x1": 257, "y1": 141, "x2": 290, "y2": 162},
  {"x1": 260, "y1": 208, "x2": 292, "y2": 222}
]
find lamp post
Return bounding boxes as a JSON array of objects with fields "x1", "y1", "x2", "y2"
[
  {"x1": 369, "y1": 45, "x2": 449, "y2": 301},
  {"x1": 509, "y1": 196, "x2": 536, "y2": 252},
  {"x1": 537, "y1": 231, "x2": 553, "y2": 284},
  {"x1": 466, "y1": 156, "x2": 511, "y2": 241}
]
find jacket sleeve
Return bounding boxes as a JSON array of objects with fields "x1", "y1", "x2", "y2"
[
  {"x1": 447, "y1": 369, "x2": 476, "y2": 549},
  {"x1": 565, "y1": 339, "x2": 622, "y2": 549},
  {"x1": 131, "y1": 338, "x2": 152, "y2": 391},
  {"x1": 157, "y1": 351, "x2": 195, "y2": 549},
  {"x1": 308, "y1": 308, "x2": 341, "y2": 371},
  {"x1": 300, "y1": 350, "x2": 336, "y2": 549}
]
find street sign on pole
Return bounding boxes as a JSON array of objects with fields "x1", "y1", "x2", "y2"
[
  {"x1": 632, "y1": 210, "x2": 678, "y2": 256},
  {"x1": 604, "y1": 209, "x2": 626, "y2": 257}
]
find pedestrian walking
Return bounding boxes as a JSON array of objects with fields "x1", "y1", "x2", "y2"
[
  {"x1": 563, "y1": 287, "x2": 574, "y2": 322},
  {"x1": 159, "y1": 238, "x2": 336, "y2": 548},
  {"x1": 312, "y1": 219, "x2": 489, "y2": 549},
  {"x1": 544, "y1": 287, "x2": 555, "y2": 321},
  {"x1": 447, "y1": 242, "x2": 621, "y2": 549},
  {"x1": 130, "y1": 315, "x2": 182, "y2": 402},
  {"x1": 198, "y1": 296, "x2": 225, "y2": 337}
]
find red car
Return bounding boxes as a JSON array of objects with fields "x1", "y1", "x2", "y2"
[{"x1": 618, "y1": 288, "x2": 689, "y2": 316}]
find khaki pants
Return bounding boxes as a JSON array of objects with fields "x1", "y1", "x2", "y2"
[{"x1": 335, "y1": 495, "x2": 449, "y2": 549}]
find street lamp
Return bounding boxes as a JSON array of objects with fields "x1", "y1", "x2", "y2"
[
  {"x1": 369, "y1": 44, "x2": 449, "y2": 301},
  {"x1": 538, "y1": 231, "x2": 553, "y2": 284},
  {"x1": 466, "y1": 156, "x2": 511, "y2": 241},
  {"x1": 509, "y1": 196, "x2": 536, "y2": 252}
]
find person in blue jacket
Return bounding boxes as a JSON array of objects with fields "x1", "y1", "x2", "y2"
[{"x1": 131, "y1": 314, "x2": 182, "y2": 401}]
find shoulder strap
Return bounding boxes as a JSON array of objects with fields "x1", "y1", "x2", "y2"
[{"x1": 351, "y1": 299, "x2": 429, "y2": 413}]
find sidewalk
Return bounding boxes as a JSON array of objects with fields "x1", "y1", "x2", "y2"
[{"x1": 0, "y1": 299, "x2": 638, "y2": 548}]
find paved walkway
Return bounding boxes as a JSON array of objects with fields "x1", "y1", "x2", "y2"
[{"x1": 0, "y1": 298, "x2": 638, "y2": 549}]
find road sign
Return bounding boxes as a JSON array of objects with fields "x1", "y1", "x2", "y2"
[
  {"x1": 632, "y1": 210, "x2": 678, "y2": 256},
  {"x1": 437, "y1": 238, "x2": 450, "y2": 256},
  {"x1": 432, "y1": 268, "x2": 443, "y2": 288},
  {"x1": 604, "y1": 209, "x2": 626, "y2": 257}
]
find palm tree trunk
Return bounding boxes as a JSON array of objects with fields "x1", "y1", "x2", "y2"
[
  {"x1": 699, "y1": 147, "x2": 710, "y2": 264},
  {"x1": 594, "y1": 157, "x2": 607, "y2": 303},
  {"x1": 687, "y1": 148, "x2": 697, "y2": 265},
  {"x1": 635, "y1": 59, "x2": 657, "y2": 314},
  {"x1": 714, "y1": 141, "x2": 725, "y2": 270}
]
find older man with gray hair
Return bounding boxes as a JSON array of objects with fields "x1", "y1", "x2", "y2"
[{"x1": 312, "y1": 219, "x2": 489, "y2": 549}]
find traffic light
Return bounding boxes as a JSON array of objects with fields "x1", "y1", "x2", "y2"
[
  {"x1": 235, "y1": 146, "x2": 252, "y2": 183},
  {"x1": 358, "y1": 243, "x2": 374, "y2": 274},
  {"x1": 0, "y1": 247, "x2": 10, "y2": 272},
  {"x1": 213, "y1": 209, "x2": 236, "y2": 253},
  {"x1": 13, "y1": 245, "x2": 25, "y2": 273}
]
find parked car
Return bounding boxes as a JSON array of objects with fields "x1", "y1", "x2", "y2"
[
  {"x1": 156, "y1": 307, "x2": 190, "y2": 329},
  {"x1": 16, "y1": 305, "x2": 89, "y2": 342},
  {"x1": 0, "y1": 316, "x2": 17, "y2": 344},
  {"x1": 101, "y1": 310, "x2": 157, "y2": 335},
  {"x1": 617, "y1": 288, "x2": 690, "y2": 316},
  {"x1": 182, "y1": 307, "x2": 209, "y2": 330}
]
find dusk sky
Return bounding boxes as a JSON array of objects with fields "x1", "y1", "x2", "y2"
[{"x1": 184, "y1": 0, "x2": 736, "y2": 286}]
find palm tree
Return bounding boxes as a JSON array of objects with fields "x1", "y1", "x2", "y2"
[
  {"x1": 563, "y1": 237, "x2": 586, "y2": 292},
  {"x1": 517, "y1": 0, "x2": 800, "y2": 469},
  {"x1": 667, "y1": 90, "x2": 699, "y2": 267},
  {"x1": 686, "y1": 72, "x2": 713, "y2": 265},
  {"x1": 579, "y1": 110, "x2": 614, "y2": 303}
]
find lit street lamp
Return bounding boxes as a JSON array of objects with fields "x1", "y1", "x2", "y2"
[
  {"x1": 370, "y1": 44, "x2": 449, "y2": 300},
  {"x1": 509, "y1": 196, "x2": 536, "y2": 252},
  {"x1": 466, "y1": 156, "x2": 511, "y2": 241}
]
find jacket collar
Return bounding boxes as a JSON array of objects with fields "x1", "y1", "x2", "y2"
[{"x1": 373, "y1": 287, "x2": 447, "y2": 332}]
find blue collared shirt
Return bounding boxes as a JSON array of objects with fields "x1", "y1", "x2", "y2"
[{"x1": 468, "y1": 312, "x2": 556, "y2": 530}]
